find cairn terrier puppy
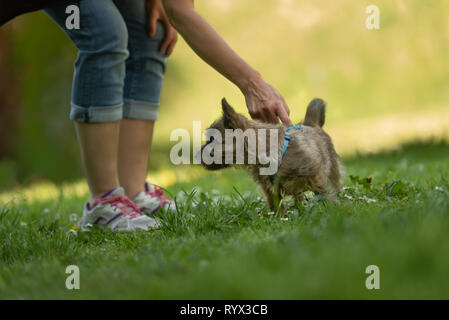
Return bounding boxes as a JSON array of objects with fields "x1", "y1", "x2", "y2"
[{"x1": 201, "y1": 98, "x2": 343, "y2": 210}]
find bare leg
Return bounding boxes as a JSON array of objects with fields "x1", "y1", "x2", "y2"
[
  {"x1": 75, "y1": 122, "x2": 121, "y2": 200},
  {"x1": 118, "y1": 119, "x2": 155, "y2": 199}
]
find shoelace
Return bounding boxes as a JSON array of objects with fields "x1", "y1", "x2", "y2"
[
  {"x1": 146, "y1": 185, "x2": 171, "y2": 206},
  {"x1": 93, "y1": 195, "x2": 143, "y2": 219}
]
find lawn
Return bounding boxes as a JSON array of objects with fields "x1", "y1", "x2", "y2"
[{"x1": 0, "y1": 140, "x2": 448, "y2": 299}]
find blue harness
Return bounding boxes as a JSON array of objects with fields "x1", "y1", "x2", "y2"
[
  {"x1": 281, "y1": 125, "x2": 302, "y2": 159},
  {"x1": 269, "y1": 125, "x2": 302, "y2": 183}
]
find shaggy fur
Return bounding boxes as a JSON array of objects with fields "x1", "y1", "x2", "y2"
[{"x1": 201, "y1": 98, "x2": 343, "y2": 210}]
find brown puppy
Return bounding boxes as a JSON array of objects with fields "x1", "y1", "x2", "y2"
[{"x1": 201, "y1": 98, "x2": 343, "y2": 210}]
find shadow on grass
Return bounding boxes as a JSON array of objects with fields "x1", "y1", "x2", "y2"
[{"x1": 343, "y1": 139, "x2": 449, "y2": 165}]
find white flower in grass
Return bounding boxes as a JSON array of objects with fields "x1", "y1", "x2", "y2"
[
  {"x1": 68, "y1": 228, "x2": 78, "y2": 236},
  {"x1": 20, "y1": 221, "x2": 27, "y2": 227},
  {"x1": 280, "y1": 195, "x2": 295, "y2": 208},
  {"x1": 281, "y1": 217, "x2": 289, "y2": 221},
  {"x1": 359, "y1": 195, "x2": 377, "y2": 203},
  {"x1": 267, "y1": 211, "x2": 275, "y2": 216},
  {"x1": 435, "y1": 186, "x2": 443, "y2": 192},
  {"x1": 344, "y1": 194, "x2": 354, "y2": 200},
  {"x1": 69, "y1": 213, "x2": 78, "y2": 222},
  {"x1": 42, "y1": 208, "x2": 50, "y2": 214},
  {"x1": 303, "y1": 191, "x2": 315, "y2": 200}
]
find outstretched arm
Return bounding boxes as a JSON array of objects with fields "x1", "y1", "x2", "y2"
[{"x1": 162, "y1": 0, "x2": 292, "y2": 126}]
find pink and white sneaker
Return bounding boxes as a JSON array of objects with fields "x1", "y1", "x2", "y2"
[
  {"x1": 133, "y1": 182, "x2": 176, "y2": 216},
  {"x1": 79, "y1": 187, "x2": 160, "y2": 232}
]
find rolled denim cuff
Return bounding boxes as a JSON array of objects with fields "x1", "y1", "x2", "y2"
[
  {"x1": 70, "y1": 103, "x2": 123, "y2": 123},
  {"x1": 123, "y1": 98, "x2": 159, "y2": 121}
]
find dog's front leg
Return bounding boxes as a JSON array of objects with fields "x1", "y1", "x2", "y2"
[
  {"x1": 261, "y1": 186, "x2": 275, "y2": 211},
  {"x1": 295, "y1": 193, "x2": 306, "y2": 205}
]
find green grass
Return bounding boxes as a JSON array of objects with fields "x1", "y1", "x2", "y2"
[{"x1": 0, "y1": 140, "x2": 448, "y2": 299}]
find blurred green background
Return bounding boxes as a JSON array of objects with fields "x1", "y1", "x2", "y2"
[{"x1": 0, "y1": 0, "x2": 448, "y2": 191}]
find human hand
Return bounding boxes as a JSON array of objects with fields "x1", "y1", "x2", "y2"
[
  {"x1": 243, "y1": 75, "x2": 292, "y2": 126},
  {"x1": 146, "y1": 0, "x2": 178, "y2": 56}
]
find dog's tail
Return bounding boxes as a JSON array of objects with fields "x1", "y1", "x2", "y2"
[{"x1": 303, "y1": 98, "x2": 326, "y2": 128}]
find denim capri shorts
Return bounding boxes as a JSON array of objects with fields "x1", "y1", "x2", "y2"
[{"x1": 45, "y1": 0, "x2": 166, "y2": 123}]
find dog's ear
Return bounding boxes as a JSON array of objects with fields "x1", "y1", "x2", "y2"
[{"x1": 222, "y1": 98, "x2": 244, "y2": 129}]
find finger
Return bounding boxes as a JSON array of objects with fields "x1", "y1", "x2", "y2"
[
  {"x1": 247, "y1": 99, "x2": 267, "y2": 122},
  {"x1": 165, "y1": 33, "x2": 178, "y2": 57},
  {"x1": 148, "y1": 13, "x2": 158, "y2": 38},
  {"x1": 276, "y1": 95, "x2": 290, "y2": 115},
  {"x1": 276, "y1": 106, "x2": 293, "y2": 127},
  {"x1": 160, "y1": 24, "x2": 174, "y2": 53},
  {"x1": 159, "y1": 35, "x2": 171, "y2": 54},
  {"x1": 250, "y1": 109, "x2": 266, "y2": 122},
  {"x1": 264, "y1": 108, "x2": 279, "y2": 124},
  {"x1": 257, "y1": 104, "x2": 271, "y2": 122},
  {"x1": 263, "y1": 101, "x2": 282, "y2": 124},
  {"x1": 259, "y1": 112, "x2": 270, "y2": 123},
  {"x1": 283, "y1": 99, "x2": 290, "y2": 116},
  {"x1": 250, "y1": 110, "x2": 261, "y2": 121}
]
